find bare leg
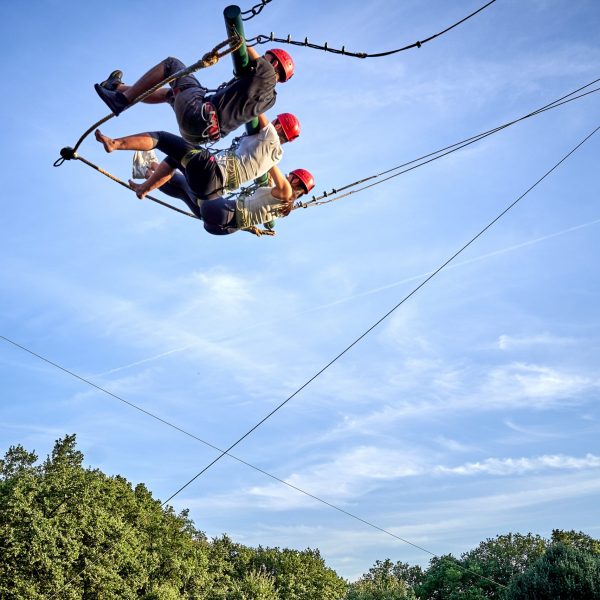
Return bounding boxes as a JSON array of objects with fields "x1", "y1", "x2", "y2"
[
  {"x1": 119, "y1": 63, "x2": 170, "y2": 104},
  {"x1": 116, "y1": 84, "x2": 171, "y2": 104},
  {"x1": 95, "y1": 129, "x2": 157, "y2": 153}
]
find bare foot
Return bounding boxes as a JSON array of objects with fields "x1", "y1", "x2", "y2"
[{"x1": 95, "y1": 129, "x2": 116, "y2": 152}]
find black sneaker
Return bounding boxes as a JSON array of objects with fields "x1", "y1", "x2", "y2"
[
  {"x1": 99, "y1": 69, "x2": 123, "y2": 91},
  {"x1": 94, "y1": 84, "x2": 129, "y2": 116}
]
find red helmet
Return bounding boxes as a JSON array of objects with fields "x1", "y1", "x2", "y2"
[
  {"x1": 265, "y1": 48, "x2": 294, "y2": 82},
  {"x1": 289, "y1": 168, "x2": 315, "y2": 194},
  {"x1": 276, "y1": 113, "x2": 300, "y2": 142}
]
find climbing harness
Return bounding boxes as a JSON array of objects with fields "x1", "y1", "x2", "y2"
[
  {"x1": 200, "y1": 101, "x2": 221, "y2": 141},
  {"x1": 247, "y1": 0, "x2": 496, "y2": 58}
]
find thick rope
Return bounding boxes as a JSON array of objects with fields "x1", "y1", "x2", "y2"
[
  {"x1": 53, "y1": 33, "x2": 242, "y2": 167},
  {"x1": 293, "y1": 79, "x2": 600, "y2": 210},
  {"x1": 247, "y1": 0, "x2": 497, "y2": 58},
  {"x1": 74, "y1": 153, "x2": 198, "y2": 218}
]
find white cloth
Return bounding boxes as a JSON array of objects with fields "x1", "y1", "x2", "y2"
[
  {"x1": 131, "y1": 150, "x2": 158, "y2": 179},
  {"x1": 235, "y1": 186, "x2": 285, "y2": 229},
  {"x1": 215, "y1": 122, "x2": 283, "y2": 191}
]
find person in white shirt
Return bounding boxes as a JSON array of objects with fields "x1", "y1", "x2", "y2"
[
  {"x1": 94, "y1": 111, "x2": 300, "y2": 202},
  {"x1": 143, "y1": 160, "x2": 314, "y2": 237}
]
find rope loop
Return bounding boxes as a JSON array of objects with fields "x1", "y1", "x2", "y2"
[{"x1": 53, "y1": 146, "x2": 77, "y2": 167}]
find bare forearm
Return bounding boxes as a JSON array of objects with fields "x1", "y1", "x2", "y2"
[
  {"x1": 269, "y1": 165, "x2": 293, "y2": 201},
  {"x1": 247, "y1": 46, "x2": 260, "y2": 61},
  {"x1": 130, "y1": 160, "x2": 175, "y2": 198}
]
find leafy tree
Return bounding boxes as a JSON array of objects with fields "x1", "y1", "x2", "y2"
[
  {"x1": 413, "y1": 533, "x2": 547, "y2": 600},
  {"x1": 0, "y1": 435, "x2": 210, "y2": 599},
  {"x1": 505, "y1": 543, "x2": 600, "y2": 599},
  {"x1": 551, "y1": 529, "x2": 600, "y2": 555},
  {"x1": 346, "y1": 558, "x2": 417, "y2": 599},
  {"x1": 205, "y1": 538, "x2": 347, "y2": 600},
  {"x1": 229, "y1": 567, "x2": 279, "y2": 599}
]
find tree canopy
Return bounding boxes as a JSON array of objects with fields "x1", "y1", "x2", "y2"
[{"x1": 1, "y1": 435, "x2": 598, "y2": 599}]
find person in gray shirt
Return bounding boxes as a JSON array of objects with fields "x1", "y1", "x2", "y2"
[{"x1": 94, "y1": 46, "x2": 294, "y2": 144}]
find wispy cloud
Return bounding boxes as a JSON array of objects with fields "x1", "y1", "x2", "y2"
[
  {"x1": 483, "y1": 362, "x2": 597, "y2": 408},
  {"x1": 436, "y1": 453, "x2": 600, "y2": 476},
  {"x1": 497, "y1": 333, "x2": 576, "y2": 350}
]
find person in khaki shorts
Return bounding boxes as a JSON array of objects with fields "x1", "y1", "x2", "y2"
[{"x1": 94, "y1": 47, "x2": 294, "y2": 144}]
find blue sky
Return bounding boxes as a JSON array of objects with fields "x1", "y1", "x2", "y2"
[{"x1": 1, "y1": 0, "x2": 600, "y2": 581}]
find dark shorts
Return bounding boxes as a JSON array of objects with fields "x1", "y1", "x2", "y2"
[
  {"x1": 151, "y1": 131, "x2": 224, "y2": 200},
  {"x1": 201, "y1": 197, "x2": 238, "y2": 236},
  {"x1": 163, "y1": 57, "x2": 210, "y2": 144},
  {"x1": 159, "y1": 172, "x2": 202, "y2": 219}
]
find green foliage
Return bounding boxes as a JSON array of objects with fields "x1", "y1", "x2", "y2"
[
  {"x1": 203, "y1": 536, "x2": 347, "y2": 600},
  {"x1": 229, "y1": 567, "x2": 279, "y2": 599},
  {"x1": 412, "y1": 533, "x2": 548, "y2": 600},
  {"x1": 0, "y1": 435, "x2": 210, "y2": 599},
  {"x1": 346, "y1": 558, "x2": 418, "y2": 599},
  {"x1": 0, "y1": 436, "x2": 347, "y2": 599},
  {"x1": 551, "y1": 529, "x2": 600, "y2": 555},
  {"x1": 3, "y1": 436, "x2": 600, "y2": 600},
  {"x1": 505, "y1": 543, "x2": 600, "y2": 599}
]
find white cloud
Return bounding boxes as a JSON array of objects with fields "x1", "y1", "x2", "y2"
[
  {"x1": 436, "y1": 453, "x2": 600, "y2": 476},
  {"x1": 482, "y1": 362, "x2": 597, "y2": 407},
  {"x1": 497, "y1": 333, "x2": 575, "y2": 350},
  {"x1": 503, "y1": 419, "x2": 565, "y2": 440}
]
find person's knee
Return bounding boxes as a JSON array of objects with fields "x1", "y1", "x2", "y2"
[{"x1": 163, "y1": 56, "x2": 185, "y2": 78}]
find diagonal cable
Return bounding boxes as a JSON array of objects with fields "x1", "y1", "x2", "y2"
[
  {"x1": 162, "y1": 122, "x2": 600, "y2": 504},
  {"x1": 296, "y1": 77, "x2": 600, "y2": 208},
  {"x1": 1, "y1": 333, "x2": 506, "y2": 590}
]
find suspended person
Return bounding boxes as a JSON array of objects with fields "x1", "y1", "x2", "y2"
[
  {"x1": 141, "y1": 158, "x2": 314, "y2": 236},
  {"x1": 94, "y1": 46, "x2": 294, "y2": 144},
  {"x1": 94, "y1": 128, "x2": 314, "y2": 236},
  {"x1": 96, "y1": 107, "x2": 299, "y2": 191}
]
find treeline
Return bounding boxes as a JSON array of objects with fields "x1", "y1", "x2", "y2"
[{"x1": 1, "y1": 436, "x2": 599, "y2": 599}]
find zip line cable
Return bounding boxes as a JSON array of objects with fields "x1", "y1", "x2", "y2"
[
  {"x1": 0, "y1": 334, "x2": 507, "y2": 591},
  {"x1": 295, "y1": 77, "x2": 600, "y2": 209},
  {"x1": 160, "y1": 122, "x2": 600, "y2": 504},
  {"x1": 247, "y1": 0, "x2": 497, "y2": 58}
]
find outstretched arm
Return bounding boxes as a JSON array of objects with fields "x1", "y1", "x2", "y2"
[
  {"x1": 247, "y1": 46, "x2": 260, "y2": 61},
  {"x1": 257, "y1": 113, "x2": 270, "y2": 130},
  {"x1": 269, "y1": 165, "x2": 293, "y2": 202},
  {"x1": 128, "y1": 160, "x2": 175, "y2": 199}
]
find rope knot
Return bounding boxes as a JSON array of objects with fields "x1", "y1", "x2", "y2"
[{"x1": 202, "y1": 53, "x2": 219, "y2": 67}]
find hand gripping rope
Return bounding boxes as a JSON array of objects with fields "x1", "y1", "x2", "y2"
[
  {"x1": 53, "y1": 34, "x2": 242, "y2": 217},
  {"x1": 246, "y1": 0, "x2": 497, "y2": 58}
]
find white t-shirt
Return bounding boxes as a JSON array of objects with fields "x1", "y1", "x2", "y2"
[
  {"x1": 235, "y1": 186, "x2": 285, "y2": 228},
  {"x1": 215, "y1": 122, "x2": 283, "y2": 189}
]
